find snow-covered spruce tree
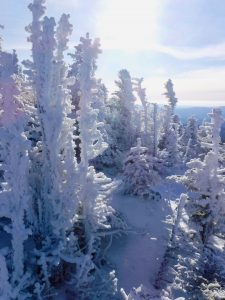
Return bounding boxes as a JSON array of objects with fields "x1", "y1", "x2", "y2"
[
  {"x1": 132, "y1": 77, "x2": 158, "y2": 153},
  {"x1": 94, "y1": 69, "x2": 138, "y2": 172},
  {"x1": 142, "y1": 102, "x2": 160, "y2": 157},
  {"x1": 27, "y1": 2, "x2": 80, "y2": 233},
  {"x1": 158, "y1": 105, "x2": 180, "y2": 169},
  {"x1": 76, "y1": 33, "x2": 106, "y2": 168},
  {"x1": 198, "y1": 112, "x2": 222, "y2": 160},
  {"x1": 88, "y1": 80, "x2": 113, "y2": 171},
  {"x1": 179, "y1": 116, "x2": 201, "y2": 162},
  {"x1": 95, "y1": 96, "x2": 123, "y2": 171},
  {"x1": 164, "y1": 154, "x2": 225, "y2": 297},
  {"x1": 133, "y1": 78, "x2": 148, "y2": 142},
  {"x1": 201, "y1": 108, "x2": 224, "y2": 156},
  {"x1": 68, "y1": 40, "x2": 108, "y2": 164},
  {"x1": 161, "y1": 108, "x2": 225, "y2": 297},
  {"x1": 163, "y1": 78, "x2": 177, "y2": 114},
  {"x1": 0, "y1": 45, "x2": 32, "y2": 297},
  {"x1": 152, "y1": 103, "x2": 159, "y2": 157},
  {"x1": 73, "y1": 33, "x2": 123, "y2": 297},
  {"x1": 123, "y1": 138, "x2": 161, "y2": 199},
  {"x1": 158, "y1": 80, "x2": 181, "y2": 168},
  {"x1": 25, "y1": 1, "x2": 81, "y2": 294},
  {"x1": 155, "y1": 194, "x2": 205, "y2": 299},
  {"x1": 158, "y1": 105, "x2": 171, "y2": 150},
  {"x1": 110, "y1": 69, "x2": 137, "y2": 152},
  {"x1": 172, "y1": 114, "x2": 183, "y2": 138}
]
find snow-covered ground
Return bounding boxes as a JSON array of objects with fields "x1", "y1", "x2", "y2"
[{"x1": 107, "y1": 178, "x2": 185, "y2": 296}]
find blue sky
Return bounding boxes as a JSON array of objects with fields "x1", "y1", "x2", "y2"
[{"x1": 1, "y1": 0, "x2": 225, "y2": 106}]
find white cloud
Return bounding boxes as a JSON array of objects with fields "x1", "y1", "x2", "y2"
[
  {"x1": 144, "y1": 67, "x2": 225, "y2": 106},
  {"x1": 154, "y1": 43, "x2": 225, "y2": 60},
  {"x1": 95, "y1": 0, "x2": 225, "y2": 60},
  {"x1": 100, "y1": 41, "x2": 225, "y2": 60}
]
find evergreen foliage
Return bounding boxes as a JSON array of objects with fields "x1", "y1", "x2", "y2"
[
  {"x1": 0, "y1": 1, "x2": 224, "y2": 299},
  {"x1": 123, "y1": 138, "x2": 161, "y2": 199}
]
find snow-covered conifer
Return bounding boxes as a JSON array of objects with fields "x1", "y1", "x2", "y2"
[
  {"x1": 0, "y1": 45, "x2": 31, "y2": 291},
  {"x1": 158, "y1": 105, "x2": 180, "y2": 168},
  {"x1": 24, "y1": 2, "x2": 81, "y2": 294},
  {"x1": 159, "y1": 83, "x2": 180, "y2": 167},
  {"x1": 68, "y1": 38, "x2": 108, "y2": 163},
  {"x1": 123, "y1": 138, "x2": 161, "y2": 199},
  {"x1": 201, "y1": 108, "x2": 223, "y2": 156},
  {"x1": 158, "y1": 105, "x2": 171, "y2": 151},
  {"x1": 171, "y1": 110, "x2": 225, "y2": 240},
  {"x1": 133, "y1": 78, "x2": 157, "y2": 152},
  {"x1": 172, "y1": 114, "x2": 183, "y2": 137},
  {"x1": 179, "y1": 116, "x2": 200, "y2": 162},
  {"x1": 133, "y1": 78, "x2": 148, "y2": 139},
  {"x1": 164, "y1": 108, "x2": 225, "y2": 295},
  {"x1": 73, "y1": 33, "x2": 123, "y2": 293},
  {"x1": 163, "y1": 79, "x2": 177, "y2": 114},
  {"x1": 156, "y1": 192, "x2": 204, "y2": 297},
  {"x1": 76, "y1": 33, "x2": 107, "y2": 167},
  {"x1": 152, "y1": 103, "x2": 158, "y2": 157},
  {"x1": 26, "y1": 1, "x2": 79, "y2": 238},
  {"x1": 164, "y1": 147, "x2": 225, "y2": 295},
  {"x1": 110, "y1": 69, "x2": 137, "y2": 152}
]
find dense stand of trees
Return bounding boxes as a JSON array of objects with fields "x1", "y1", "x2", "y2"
[{"x1": 0, "y1": 1, "x2": 225, "y2": 299}]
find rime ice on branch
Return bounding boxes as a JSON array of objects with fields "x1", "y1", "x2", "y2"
[
  {"x1": 0, "y1": 42, "x2": 31, "y2": 291},
  {"x1": 26, "y1": 0, "x2": 79, "y2": 238}
]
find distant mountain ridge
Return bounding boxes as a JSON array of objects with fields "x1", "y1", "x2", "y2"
[
  {"x1": 175, "y1": 106, "x2": 225, "y2": 142},
  {"x1": 175, "y1": 106, "x2": 225, "y2": 124}
]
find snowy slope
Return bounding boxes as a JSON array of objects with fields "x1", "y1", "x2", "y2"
[{"x1": 107, "y1": 179, "x2": 185, "y2": 296}]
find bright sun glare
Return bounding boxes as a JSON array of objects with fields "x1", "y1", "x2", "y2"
[{"x1": 97, "y1": 0, "x2": 161, "y2": 51}]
